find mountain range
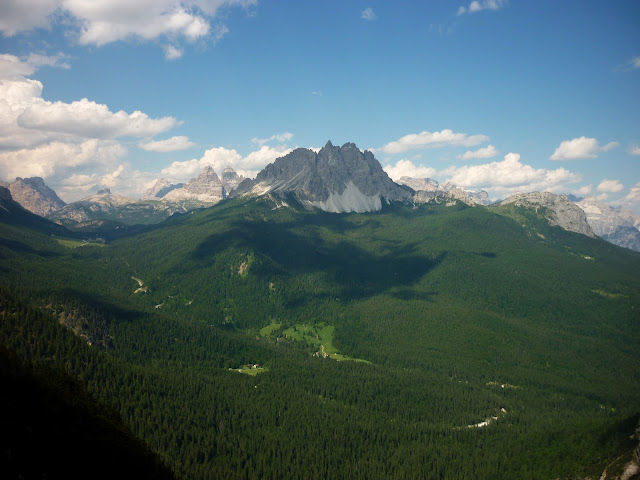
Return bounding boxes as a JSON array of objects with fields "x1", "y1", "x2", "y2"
[
  {"x1": 2, "y1": 141, "x2": 640, "y2": 252},
  {"x1": 1, "y1": 140, "x2": 639, "y2": 479}
]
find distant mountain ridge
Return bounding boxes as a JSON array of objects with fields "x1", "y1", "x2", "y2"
[
  {"x1": 575, "y1": 196, "x2": 640, "y2": 251},
  {"x1": 396, "y1": 176, "x2": 492, "y2": 206},
  {"x1": 499, "y1": 192, "x2": 595, "y2": 238},
  {"x1": 4, "y1": 141, "x2": 640, "y2": 252},
  {"x1": 233, "y1": 141, "x2": 412, "y2": 213}
]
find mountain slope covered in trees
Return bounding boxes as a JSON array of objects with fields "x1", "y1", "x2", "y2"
[{"x1": 1, "y1": 195, "x2": 639, "y2": 479}]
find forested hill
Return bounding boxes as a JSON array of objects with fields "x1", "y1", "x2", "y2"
[{"x1": 1, "y1": 195, "x2": 639, "y2": 479}]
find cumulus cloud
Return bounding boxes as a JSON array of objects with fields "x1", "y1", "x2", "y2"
[
  {"x1": 442, "y1": 152, "x2": 581, "y2": 197},
  {"x1": 381, "y1": 129, "x2": 489, "y2": 154},
  {"x1": 0, "y1": 138, "x2": 125, "y2": 183},
  {"x1": 361, "y1": 8, "x2": 376, "y2": 21},
  {"x1": 622, "y1": 183, "x2": 640, "y2": 208},
  {"x1": 1, "y1": 1, "x2": 254, "y2": 56},
  {"x1": 383, "y1": 159, "x2": 437, "y2": 181},
  {"x1": 139, "y1": 136, "x2": 195, "y2": 152},
  {"x1": 385, "y1": 152, "x2": 581, "y2": 199},
  {"x1": 550, "y1": 136, "x2": 619, "y2": 160},
  {"x1": 628, "y1": 144, "x2": 640, "y2": 156},
  {"x1": 572, "y1": 184, "x2": 593, "y2": 196},
  {"x1": 160, "y1": 144, "x2": 291, "y2": 183},
  {"x1": 251, "y1": 132, "x2": 294, "y2": 146},
  {"x1": 457, "y1": 144, "x2": 498, "y2": 160},
  {"x1": 597, "y1": 179, "x2": 623, "y2": 193},
  {"x1": 18, "y1": 98, "x2": 178, "y2": 139},
  {"x1": 0, "y1": 77, "x2": 179, "y2": 149},
  {"x1": 163, "y1": 45, "x2": 184, "y2": 60},
  {"x1": 458, "y1": 0, "x2": 507, "y2": 16},
  {"x1": 0, "y1": 53, "x2": 69, "y2": 79},
  {"x1": 0, "y1": 0, "x2": 60, "y2": 36},
  {"x1": 0, "y1": 53, "x2": 183, "y2": 200}
]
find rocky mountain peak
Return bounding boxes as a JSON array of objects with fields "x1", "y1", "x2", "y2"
[
  {"x1": 574, "y1": 196, "x2": 640, "y2": 251},
  {"x1": 234, "y1": 141, "x2": 412, "y2": 213},
  {"x1": 6, "y1": 176, "x2": 66, "y2": 217},
  {"x1": 221, "y1": 166, "x2": 244, "y2": 194},
  {"x1": 500, "y1": 191, "x2": 595, "y2": 237},
  {"x1": 143, "y1": 178, "x2": 183, "y2": 200},
  {"x1": 160, "y1": 166, "x2": 225, "y2": 204}
]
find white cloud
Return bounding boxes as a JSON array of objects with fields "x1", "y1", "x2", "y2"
[
  {"x1": 383, "y1": 159, "x2": 437, "y2": 181},
  {"x1": 361, "y1": 8, "x2": 376, "y2": 21},
  {"x1": 442, "y1": 152, "x2": 581, "y2": 197},
  {"x1": 381, "y1": 129, "x2": 489, "y2": 154},
  {"x1": 0, "y1": 0, "x2": 61, "y2": 36},
  {"x1": 597, "y1": 179, "x2": 623, "y2": 193},
  {"x1": 572, "y1": 184, "x2": 593, "y2": 196},
  {"x1": 139, "y1": 136, "x2": 195, "y2": 152},
  {"x1": 0, "y1": 55, "x2": 183, "y2": 201},
  {"x1": 628, "y1": 144, "x2": 640, "y2": 156},
  {"x1": 616, "y1": 56, "x2": 640, "y2": 72},
  {"x1": 457, "y1": 144, "x2": 498, "y2": 160},
  {"x1": 385, "y1": 152, "x2": 581, "y2": 199},
  {"x1": 251, "y1": 132, "x2": 294, "y2": 146},
  {"x1": 163, "y1": 45, "x2": 184, "y2": 60},
  {"x1": 549, "y1": 136, "x2": 619, "y2": 161},
  {"x1": 17, "y1": 98, "x2": 178, "y2": 140},
  {"x1": 243, "y1": 145, "x2": 292, "y2": 170},
  {"x1": 624, "y1": 183, "x2": 640, "y2": 203},
  {"x1": 0, "y1": 77, "x2": 179, "y2": 149},
  {"x1": 1, "y1": 1, "x2": 254, "y2": 56},
  {"x1": 0, "y1": 138, "x2": 125, "y2": 182},
  {"x1": 457, "y1": 0, "x2": 506, "y2": 16},
  {"x1": 160, "y1": 144, "x2": 291, "y2": 183},
  {"x1": 311, "y1": 91, "x2": 322, "y2": 96},
  {"x1": 0, "y1": 53, "x2": 69, "y2": 79}
]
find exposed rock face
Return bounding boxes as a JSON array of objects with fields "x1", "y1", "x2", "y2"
[
  {"x1": 235, "y1": 141, "x2": 412, "y2": 213},
  {"x1": 49, "y1": 189, "x2": 136, "y2": 223},
  {"x1": 575, "y1": 196, "x2": 640, "y2": 252},
  {"x1": 397, "y1": 176, "x2": 492, "y2": 206},
  {"x1": 500, "y1": 192, "x2": 595, "y2": 237},
  {"x1": 163, "y1": 166, "x2": 225, "y2": 203},
  {"x1": 6, "y1": 177, "x2": 65, "y2": 217},
  {"x1": 0, "y1": 185, "x2": 17, "y2": 214},
  {"x1": 466, "y1": 190, "x2": 491, "y2": 205},
  {"x1": 143, "y1": 178, "x2": 183, "y2": 200},
  {"x1": 221, "y1": 166, "x2": 244, "y2": 194},
  {"x1": 398, "y1": 176, "x2": 438, "y2": 192}
]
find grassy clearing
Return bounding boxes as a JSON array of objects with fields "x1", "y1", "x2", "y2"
[
  {"x1": 57, "y1": 239, "x2": 106, "y2": 249},
  {"x1": 259, "y1": 320, "x2": 281, "y2": 337},
  {"x1": 282, "y1": 323, "x2": 371, "y2": 363},
  {"x1": 592, "y1": 289, "x2": 627, "y2": 299},
  {"x1": 229, "y1": 366, "x2": 268, "y2": 376}
]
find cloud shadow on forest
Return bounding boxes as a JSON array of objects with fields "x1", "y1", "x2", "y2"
[{"x1": 191, "y1": 213, "x2": 447, "y2": 304}]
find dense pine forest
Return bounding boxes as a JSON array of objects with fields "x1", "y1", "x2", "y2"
[{"x1": 1, "y1": 196, "x2": 639, "y2": 479}]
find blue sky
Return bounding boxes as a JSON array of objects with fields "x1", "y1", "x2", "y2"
[{"x1": 0, "y1": 0, "x2": 639, "y2": 211}]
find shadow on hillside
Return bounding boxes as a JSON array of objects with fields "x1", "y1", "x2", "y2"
[
  {"x1": 0, "y1": 238, "x2": 61, "y2": 258},
  {"x1": 192, "y1": 215, "x2": 447, "y2": 302},
  {"x1": 59, "y1": 288, "x2": 143, "y2": 323}
]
